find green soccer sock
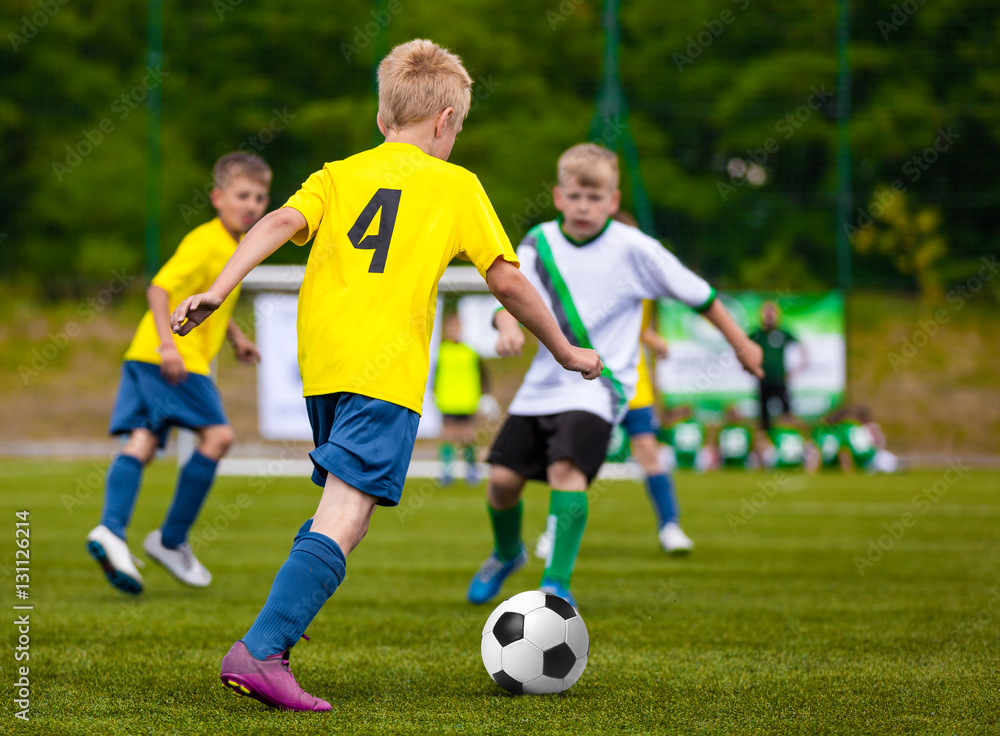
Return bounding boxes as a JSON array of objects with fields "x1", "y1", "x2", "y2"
[
  {"x1": 439, "y1": 442, "x2": 455, "y2": 471},
  {"x1": 463, "y1": 444, "x2": 476, "y2": 465},
  {"x1": 488, "y1": 500, "x2": 523, "y2": 561},
  {"x1": 542, "y1": 490, "x2": 589, "y2": 586}
]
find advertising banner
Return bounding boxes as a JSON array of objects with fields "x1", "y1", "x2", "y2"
[{"x1": 655, "y1": 291, "x2": 845, "y2": 422}]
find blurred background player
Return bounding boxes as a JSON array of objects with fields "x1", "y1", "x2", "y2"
[
  {"x1": 749, "y1": 301, "x2": 807, "y2": 431},
  {"x1": 713, "y1": 406, "x2": 754, "y2": 470},
  {"x1": 434, "y1": 310, "x2": 489, "y2": 485},
  {"x1": 658, "y1": 404, "x2": 710, "y2": 472},
  {"x1": 823, "y1": 406, "x2": 898, "y2": 473},
  {"x1": 468, "y1": 143, "x2": 763, "y2": 608},
  {"x1": 615, "y1": 212, "x2": 694, "y2": 554},
  {"x1": 170, "y1": 40, "x2": 602, "y2": 711},
  {"x1": 85, "y1": 152, "x2": 267, "y2": 595},
  {"x1": 758, "y1": 412, "x2": 810, "y2": 470}
]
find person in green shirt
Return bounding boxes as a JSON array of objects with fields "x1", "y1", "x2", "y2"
[
  {"x1": 434, "y1": 312, "x2": 489, "y2": 485},
  {"x1": 767, "y1": 420, "x2": 807, "y2": 469},
  {"x1": 748, "y1": 301, "x2": 807, "y2": 431},
  {"x1": 714, "y1": 406, "x2": 754, "y2": 469},
  {"x1": 657, "y1": 405, "x2": 706, "y2": 471}
]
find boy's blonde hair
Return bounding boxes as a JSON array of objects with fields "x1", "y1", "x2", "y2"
[
  {"x1": 557, "y1": 143, "x2": 619, "y2": 189},
  {"x1": 377, "y1": 39, "x2": 473, "y2": 132},
  {"x1": 213, "y1": 152, "x2": 272, "y2": 189}
]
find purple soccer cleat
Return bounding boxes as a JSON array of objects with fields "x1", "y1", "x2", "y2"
[{"x1": 220, "y1": 640, "x2": 331, "y2": 712}]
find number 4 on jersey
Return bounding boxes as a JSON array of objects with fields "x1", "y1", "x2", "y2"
[{"x1": 348, "y1": 188, "x2": 402, "y2": 273}]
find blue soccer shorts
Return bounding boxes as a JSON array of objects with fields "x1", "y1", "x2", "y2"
[
  {"x1": 108, "y1": 360, "x2": 229, "y2": 448},
  {"x1": 621, "y1": 405, "x2": 660, "y2": 438},
  {"x1": 306, "y1": 392, "x2": 419, "y2": 506}
]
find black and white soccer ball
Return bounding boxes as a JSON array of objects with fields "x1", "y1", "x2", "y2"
[{"x1": 480, "y1": 590, "x2": 589, "y2": 695}]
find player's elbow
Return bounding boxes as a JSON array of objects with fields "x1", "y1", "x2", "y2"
[
  {"x1": 486, "y1": 260, "x2": 521, "y2": 302},
  {"x1": 146, "y1": 284, "x2": 167, "y2": 300},
  {"x1": 268, "y1": 207, "x2": 303, "y2": 232}
]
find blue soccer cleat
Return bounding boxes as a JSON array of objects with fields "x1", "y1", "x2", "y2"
[
  {"x1": 467, "y1": 547, "x2": 527, "y2": 604},
  {"x1": 539, "y1": 578, "x2": 577, "y2": 610}
]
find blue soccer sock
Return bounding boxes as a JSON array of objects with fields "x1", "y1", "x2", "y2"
[
  {"x1": 99, "y1": 454, "x2": 145, "y2": 540},
  {"x1": 161, "y1": 451, "x2": 218, "y2": 548},
  {"x1": 242, "y1": 531, "x2": 347, "y2": 659},
  {"x1": 646, "y1": 473, "x2": 679, "y2": 528},
  {"x1": 291, "y1": 518, "x2": 314, "y2": 551}
]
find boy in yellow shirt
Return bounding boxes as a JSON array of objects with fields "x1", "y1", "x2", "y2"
[
  {"x1": 171, "y1": 39, "x2": 602, "y2": 711},
  {"x1": 86, "y1": 152, "x2": 268, "y2": 595}
]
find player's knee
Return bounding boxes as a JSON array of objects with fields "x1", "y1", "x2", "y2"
[
  {"x1": 123, "y1": 431, "x2": 157, "y2": 464},
  {"x1": 547, "y1": 460, "x2": 587, "y2": 491},
  {"x1": 201, "y1": 425, "x2": 234, "y2": 457},
  {"x1": 487, "y1": 472, "x2": 523, "y2": 509}
]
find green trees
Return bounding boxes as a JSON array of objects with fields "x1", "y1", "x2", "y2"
[{"x1": 1, "y1": 0, "x2": 997, "y2": 299}]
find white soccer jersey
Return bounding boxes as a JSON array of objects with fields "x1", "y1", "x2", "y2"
[{"x1": 507, "y1": 219, "x2": 716, "y2": 423}]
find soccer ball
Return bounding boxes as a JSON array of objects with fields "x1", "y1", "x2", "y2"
[{"x1": 480, "y1": 590, "x2": 589, "y2": 695}]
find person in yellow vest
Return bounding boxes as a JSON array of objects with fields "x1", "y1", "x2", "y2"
[{"x1": 434, "y1": 311, "x2": 489, "y2": 485}]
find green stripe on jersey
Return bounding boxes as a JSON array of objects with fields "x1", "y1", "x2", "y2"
[{"x1": 533, "y1": 228, "x2": 628, "y2": 414}]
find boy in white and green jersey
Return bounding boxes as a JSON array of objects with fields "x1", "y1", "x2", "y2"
[{"x1": 467, "y1": 143, "x2": 763, "y2": 608}]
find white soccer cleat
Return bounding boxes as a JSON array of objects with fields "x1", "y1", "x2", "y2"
[
  {"x1": 86, "y1": 525, "x2": 145, "y2": 595},
  {"x1": 144, "y1": 530, "x2": 212, "y2": 587},
  {"x1": 659, "y1": 521, "x2": 694, "y2": 556}
]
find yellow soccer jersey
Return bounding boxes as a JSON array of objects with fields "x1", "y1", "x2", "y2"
[
  {"x1": 629, "y1": 300, "x2": 656, "y2": 410},
  {"x1": 125, "y1": 218, "x2": 241, "y2": 375},
  {"x1": 284, "y1": 142, "x2": 518, "y2": 413}
]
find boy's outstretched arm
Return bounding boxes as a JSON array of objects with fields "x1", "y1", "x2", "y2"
[
  {"x1": 170, "y1": 208, "x2": 306, "y2": 335},
  {"x1": 701, "y1": 300, "x2": 765, "y2": 378},
  {"x1": 485, "y1": 258, "x2": 603, "y2": 380},
  {"x1": 147, "y1": 284, "x2": 187, "y2": 385},
  {"x1": 226, "y1": 319, "x2": 261, "y2": 364}
]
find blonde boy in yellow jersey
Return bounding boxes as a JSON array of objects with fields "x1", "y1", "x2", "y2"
[
  {"x1": 170, "y1": 39, "x2": 602, "y2": 711},
  {"x1": 85, "y1": 153, "x2": 268, "y2": 596}
]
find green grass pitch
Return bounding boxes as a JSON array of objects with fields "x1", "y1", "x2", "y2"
[{"x1": 2, "y1": 461, "x2": 999, "y2": 735}]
